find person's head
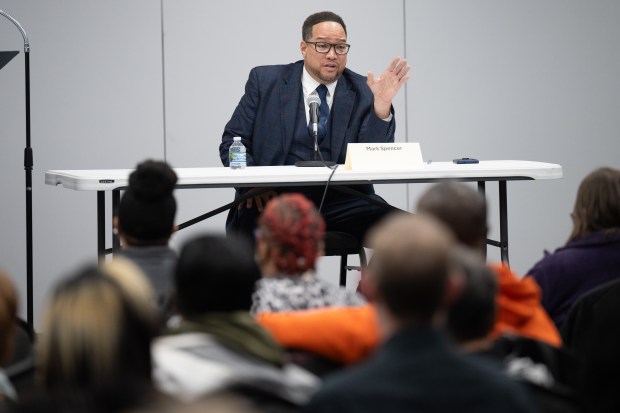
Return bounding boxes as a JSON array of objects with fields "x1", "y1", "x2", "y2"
[
  {"x1": 446, "y1": 247, "x2": 497, "y2": 348},
  {"x1": 300, "y1": 11, "x2": 348, "y2": 84},
  {"x1": 366, "y1": 213, "x2": 458, "y2": 331},
  {"x1": 0, "y1": 270, "x2": 18, "y2": 365},
  {"x1": 256, "y1": 193, "x2": 325, "y2": 276},
  {"x1": 38, "y1": 264, "x2": 157, "y2": 393},
  {"x1": 174, "y1": 234, "x2": 260, "y2": 317},
  {"x1": 569, "y1": 167, "x2": 620, "y2": 242},
  {"x1": 115, "y1": 159, "x2": 177, "y2": 246},
  {"x1": 417, "y1": 182, "x2": 488, "y2": 253}
]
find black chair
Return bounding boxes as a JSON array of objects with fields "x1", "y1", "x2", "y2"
[{"x1": 323, "y1": 231, "x2": 367, "y2": 287}]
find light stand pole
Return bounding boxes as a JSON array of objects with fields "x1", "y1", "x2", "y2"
[{"x1": 0, "y1": 9, "x2": 33, "y2": 331}]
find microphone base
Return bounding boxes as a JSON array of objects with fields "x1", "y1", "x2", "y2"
[{"x1": 295, "y1": 160, "x2": 336, "y2": 168}]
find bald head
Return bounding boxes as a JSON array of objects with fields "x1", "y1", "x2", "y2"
[
  {"x1": 417, "y1": 182, "x2": 488, "y2": 250},
  {"x1": 367, "y1": 213, "x2": 455, "y2": 325}
]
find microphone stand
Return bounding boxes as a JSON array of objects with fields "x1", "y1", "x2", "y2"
[
  {"x1": 295, "y1": 123, "x2": 336, "y2": 168},
  {"x1": 1, "y1": 9, "x2": 33, "y2": 331}
]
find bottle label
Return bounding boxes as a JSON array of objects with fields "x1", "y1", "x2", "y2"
[{"x1": 230, "y1": 149, "x2": 246, "y2": 168}]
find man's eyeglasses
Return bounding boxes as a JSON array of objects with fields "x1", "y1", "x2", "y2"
[{"x1": 306, "y1": 41, "x2": 350, "y2": 55}]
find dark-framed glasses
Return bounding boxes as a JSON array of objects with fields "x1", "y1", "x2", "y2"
[{"x1": 306, "y1": 41, "x2": 350, "y2": 55}]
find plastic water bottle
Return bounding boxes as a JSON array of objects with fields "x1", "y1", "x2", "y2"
[{"x1": 229, "y1": 136, "x2": 246, "y2": 170}]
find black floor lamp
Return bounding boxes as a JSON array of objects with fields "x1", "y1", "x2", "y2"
[{"x1": 0, "y1": 9, "x2": 33, "y2": 331}]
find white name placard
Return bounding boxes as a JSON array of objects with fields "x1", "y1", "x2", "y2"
[{"x1": 344, "y1": 142, "x2": 424, "y2": 170}]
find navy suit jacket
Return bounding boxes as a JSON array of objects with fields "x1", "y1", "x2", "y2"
[{"x1": 220, "y1": 60, "x2": 395, "y2": 168}]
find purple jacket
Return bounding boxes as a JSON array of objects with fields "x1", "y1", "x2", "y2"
[{"x1": 527, "y1": 230, "x2": 620, "y2": 328}]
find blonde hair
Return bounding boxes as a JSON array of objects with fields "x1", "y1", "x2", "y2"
[
  {"x1": 37, "y1": 264, "x2": 156, "y2": 391},
  {"x1": 103, "y1": 257, "x2": 158, "y2": 325},
  {"x1": 0, "y1": 270, "x2": 18, "y2": 364}
]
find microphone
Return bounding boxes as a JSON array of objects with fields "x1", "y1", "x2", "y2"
[
  {"x1": 307, "y1": 94, "x2": 321, "y2": 141},
  {"x1": 295, "y1": 93, "x2": 335, "y2": 168}
]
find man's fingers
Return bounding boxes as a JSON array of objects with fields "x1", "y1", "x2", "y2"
[
  {"x1": 386, "y1": 56, "x2": 400, "y2": 72},
  {"x1": 255, "y1": 195, "x2": 264, "y2": 211},
  {"x1": 367, "y1": 71, "x2": 375, "y2": 86}
]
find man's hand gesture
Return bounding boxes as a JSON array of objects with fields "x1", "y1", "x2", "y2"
[{"x1": 367, "y1": 56, "x2": 410, "y2": 119}]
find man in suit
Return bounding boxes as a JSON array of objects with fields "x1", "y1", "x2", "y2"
[
  {"x1": 303, "y1": 213, "x2": 537, "y2": 413},
  {"x1": 219, "y1": 11, "x2": 409, "y2": 243}
]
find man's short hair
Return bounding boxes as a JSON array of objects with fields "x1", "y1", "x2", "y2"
[
  {"x1": 417, "y1": 182, "x2": 488, "y2": 249},
  {"x1": 302, "y1": 11, "x2": 347, "y2": 41},
  {"x1": 174, "y1": 234, "x2": 260, "y2": 317},
  {"x1": 367, "y1": 213, "x2": 455, "y2": 325}
]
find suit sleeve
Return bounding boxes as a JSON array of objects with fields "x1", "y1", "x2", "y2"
[
  {"x1": 220, "y1": 68, "x2": 260, "y2": 166},
  {"x1": 360, "y1": 108, "x2": 396, "y2": 144}
]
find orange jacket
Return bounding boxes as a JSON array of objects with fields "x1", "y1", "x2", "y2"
[
  {"x1": 489, "y1": 263, "x2": 562, "y2": 347},
  {"x1": 258, "y1": 264, "x2": 562, "y2": 364},
  {"x1": 257, "y1": 305, "x2": 380, "y2": 364}
]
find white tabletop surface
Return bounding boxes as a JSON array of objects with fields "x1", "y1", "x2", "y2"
[{"x1": 45, "y1": 160, "x2": 562, "y2": 191}]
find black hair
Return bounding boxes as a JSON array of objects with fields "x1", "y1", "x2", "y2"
[
  {"x1": 117, "y1": 160, "x2": 177, "y2": 243},
  {"x1": 302, "y1": 11, "x2": 347, "y2": 41},
  {"x1": 447, "y1": 247, "x2": 497, "y2": 343},
  {"x1": 174, "y1": 234, "x2": 261, "y2": 316}
]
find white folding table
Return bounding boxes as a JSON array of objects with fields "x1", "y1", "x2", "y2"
[{"x1": 45, "y1": 160, "x2": 563, "y2": 263}]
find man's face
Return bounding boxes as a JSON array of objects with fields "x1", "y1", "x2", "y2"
[{"x1": 300, "y1": 21, "x2": 347, "y2": 84}]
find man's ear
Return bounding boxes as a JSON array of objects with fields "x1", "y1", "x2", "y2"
[
  {"x1": 113, "y1": 216, "x2": 120, "y2": 233},
  {"x1": 300, "y1": 40, "x2": 307, "y2": 58}
]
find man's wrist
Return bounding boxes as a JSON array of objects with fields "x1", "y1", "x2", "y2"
[{"x1": 374, "y1": 101, "x2": 392, "y2": 120}]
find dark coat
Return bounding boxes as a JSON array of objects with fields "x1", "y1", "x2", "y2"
[
  {"x1": 304, "y1": 327, "x2": 538, "y2": 413},
  {"x1": 527, "y1": 230, "x2": 620, "y2": 328},
  {"x1": 562, "y1": 278, "x2": 620, "y2": 413}
]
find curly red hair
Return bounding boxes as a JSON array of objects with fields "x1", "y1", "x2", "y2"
[{"x1": 258, "y1": 193, "x2": 325, "y2": 275}]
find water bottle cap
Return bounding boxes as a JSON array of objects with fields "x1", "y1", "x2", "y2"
[{"x1": 233, "y1": 136, "x2": 241, "y2": 141}]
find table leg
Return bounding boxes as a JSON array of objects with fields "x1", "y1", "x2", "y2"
[
  {"x1": 112, "y1": 190, "x2": 120, "y2": 253},
  {"x1": 499, "y1": 181, "x2": 509, "y2": 265},
  {"x1": 477, "y1": 181, "x2": 487, "y2": 260},
  {"x1": 97, "y1": 191, "x2": 105, "y2": 263}
]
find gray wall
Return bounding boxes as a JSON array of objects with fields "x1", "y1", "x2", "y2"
[{"x1": 1, "y1": 0, "x2": 618, "y2": 327}]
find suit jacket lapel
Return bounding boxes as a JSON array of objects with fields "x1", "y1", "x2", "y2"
[
  {"x1": 330, "y1": 75, "x2": 355, "y2": 162},
  {"x1": 280, "y1": 61, "x2": 304, "y2": 160}
]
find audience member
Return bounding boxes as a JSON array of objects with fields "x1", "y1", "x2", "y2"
[
  {"x1": 114, "y1": 159, "x2": 178, "y2": 320},
  {"x1": 0, "y1": 270, "x2": 18, "y2": 405},
  {"x1": 562, "y1": 277, "x2": 620, "y2": 412},
  {"x1": 15, "y1": 264, "x2": 162, "y2": 413},
  {"x1": 257, "y1": 182, "x2": 561, "y2": 365},
  {"x1": 251, "y1": 193, "x2": 365, "y2": 314},
  {"x1": 304, "y1": 213, "x2": 537, "y2": 413},
  {"x1": 446, "y1": 247, "x2": 498, "y2": 352},
  {"x1": 527, "y1": 166, "x2": 620, "y2": 329},
  {"x1": 152, "y1": 234, "x2": 318, "y2": 410},
  {"x1": 447, "y1": 247, "x2": 580, "y2": 413},
  {"x1": 416, "y1": 182, "x2": 560, "y2": 345}
]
